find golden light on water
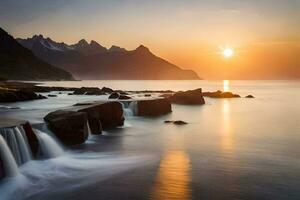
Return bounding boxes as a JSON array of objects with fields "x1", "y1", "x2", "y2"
[
  {"x1": 223, "y1": 80, "x2": 230, "y2": 92},
  {"x1": 151, "y1": 151, "x2": 191, "y2": 200}
]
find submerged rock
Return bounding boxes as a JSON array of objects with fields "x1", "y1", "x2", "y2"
[
  {"x1": 135, "y1": 98, "x2": 172, "y2": 116},
  {"x1": 173, "y1": 120, "x2": 188, "y2": 125},
  {"x1": 245, "y1": 95, "x2": 255, "y2": 98},
  {"x1": 164, "y1": 120, "x2": 188, "y2": 125},
  {"x1": 0, "y1": 88, "x2": 46, "y2": 102},
  {"x1": 203, "y1": 90, "x2": 240, "y2": 98},
  {"x1": 44, "y1": 110, "x2": 89, "y2": 145},
  {"x1": 47, "y1": 94, "x2": 57, "y2": 97},
  {"x1": 170, "y1": 88, "x2": 205, "y2": 105},
  {"x1": 73, "y1": 87, "x2": 105, "y2": 95},
  {"x1": 108, "y1": 92, "x2": 120, "y2": 99}
]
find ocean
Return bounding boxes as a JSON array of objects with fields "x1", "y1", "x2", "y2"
[{"x1": 0, "y1": 80, "x2": 300, "y2": 200}]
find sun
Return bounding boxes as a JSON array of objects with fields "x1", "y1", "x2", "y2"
[{"x1": 223, "y1": 48, "x2": 234, "y2": 58}]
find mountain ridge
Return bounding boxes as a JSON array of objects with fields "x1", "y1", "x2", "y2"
[
  {"x1": 17, "y1": 35, "x2": 200, "y2": 80},
  {"x1": 0, "y1": 28, "x2": 74, "y2": 81}
]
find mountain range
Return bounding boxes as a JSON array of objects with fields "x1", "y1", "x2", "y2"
[
  {"x1": 17, "y1": 35, "x2": 200, "y2": 80},
  {"x1": 0, "y1": 28, "x2": 74, "y2": 81}
]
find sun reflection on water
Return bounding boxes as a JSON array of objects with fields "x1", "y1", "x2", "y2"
[
  {"x1": 223, "y1": 80, "x2": 230, "y2": 92},
  {"x1": 151, "y1": 151, "x2": 191, "y2": 200}
]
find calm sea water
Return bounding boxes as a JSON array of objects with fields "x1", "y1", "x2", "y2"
[{"x1": 1, "y1": 80, "x2": 300, "y2": 200}]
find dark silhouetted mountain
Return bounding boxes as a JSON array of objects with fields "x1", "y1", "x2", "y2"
[
  {"x1": 0, "y1": 28, "x2": 74, "y2": 80},
  {"x1": 108, "y1": 45, "x2": 127, "y2": 53},
  {"x1": 17, "y1": 35, "x2": 200, "y2": 80}
]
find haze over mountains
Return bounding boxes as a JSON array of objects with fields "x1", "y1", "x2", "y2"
[
  {"x1": 17, "y1": 35, "x2": 200, "y2": 80},
  {"x1": 0, "y1": 28, "x2": 73, "y2": 80}
]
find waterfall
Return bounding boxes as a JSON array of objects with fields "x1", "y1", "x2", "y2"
[
  {"x1": 128, "y1": 101, "x2": 138, "y2": 116},
  {"x1": 0, "y1": 127, "x2": 32, "y2": 166},
  {"x1": 0, "y1": 135, "x2": 19, "y2": 178},
  {"x1": 34, "y1": 129, "x2": 64, "y2": 158},
  {"x1": 86, "y1": 121, "x2": 92, "y2": 138},
  {"x1": 122, "y1": 102, "x2": 135, "y2": 117}
]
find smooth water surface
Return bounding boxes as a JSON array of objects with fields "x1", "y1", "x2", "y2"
[{"x1": 1, "y1": 80, "x2": 300, "y2": 200}]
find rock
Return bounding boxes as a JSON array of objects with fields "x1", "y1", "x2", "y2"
[
  {"x1": 170, "y1": 88, "x2": 205, "y2": 105},
  {"x1": 118, "y1": 95, "x2": 131, "y2": 100},
  {"x1": 245, "y1": 95, "x2": 254, "y2": 98},
  {"x1": 44, "y1": 110, "x2": 89, "y2": 145},
  {"x1": 144, "y1": 94, "x2": 151, "y2": 97},
  {"x1": 101, "y1": 87, "x2": 114, "y2": 93},
  {"x1": 68, "y1": 93, "x2": 74, "y2": 95},
  {"x1": 47, "y1": 94, "x2": 57, "y2": 97},
  {"x1": 203, "y1": 90, "x2": 240, "y2": 98},
  {"x1": 73, "y1": 87, "x2": 105, "y2": 95},
  {"x1": 173, "y1": 120, "x2": 188, "y2": 125},
  {"x1": 0, "y1": 156, "x2": 4, "y2": 179},
  {"x1": 22, "y1": 122, "x2": 39, "y2": 157},
  {"x1": 108, "y1": 92, "x2": 120, "y2": 99},
  {"x1": 0, "y1": 88, "x2": 46, "y2": 102},
  {"x1": 77, "y1": 102, "x2": 124, "y2": 133},
  {"x1": 164, "y1": 120, "x2": 188, "y2": 125},
  {"x1": 135, "y1": 98, "x2": 172, "y2": 116}
]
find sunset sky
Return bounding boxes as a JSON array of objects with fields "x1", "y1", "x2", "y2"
[{"x1": 1, "y1": 0, "x2": 299, "y2": 79}]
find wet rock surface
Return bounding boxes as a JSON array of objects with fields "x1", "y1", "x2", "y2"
[
  {"x1": 164, "y1": 120, "x2": 188, "y2": 125},
  {"x1": 0, "y1": 88, "x2": 46, "y2": 102},
  {"x1": 203, "y1": 90, "x2": 240, "y2": 98},
  {"x1": 44, "y1": 110, "x2": 89, "y2": 145},
  {"x1": 135, "y1": 98, "x2": 172, "y2": 116},
  {"x1": 170, "y1": 88, "x2": 205, "y2": 105}
]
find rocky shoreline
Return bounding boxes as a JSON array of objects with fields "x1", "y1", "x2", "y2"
[{"x1": 0, "y1": 81, "x2": 254, "y2": 145}]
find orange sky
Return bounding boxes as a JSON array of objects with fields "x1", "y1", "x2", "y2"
[{"x1": 1, "y1": 0, "x2": 299, "y2": 79}]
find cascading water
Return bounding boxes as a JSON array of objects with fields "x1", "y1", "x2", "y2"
[
  {"x1": 122, "y1": 102, "x2": 135, "y2": 117},
  {"x1": 128, "y1": 101, "x2": 138, "y2": 116},
  {"x1": 34, "y1": 129, "x2": 64, "y2": 158},
  {"x1": 0, "y1": 135, "x2": 19, "y2": 178},
  {"x1": 0, "y1": 127, "x2": 32, "y2": 166}
]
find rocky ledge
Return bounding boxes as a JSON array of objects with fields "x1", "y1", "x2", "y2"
[
  {"x1": 131, "y1": 98, "x2": 172, "y2": 116},
  {"x1": 203, "y1": 90, "x2": 240, "y2": 98},
  {"x1": 44, "y1": 101, "x2": 124, "y2": 145},
  {"x1": 0, "y1": 88, "x2": 46, "y2": 102},
  {"x1": 170, "y1": 88, "x2": 205, "y2": 105}
]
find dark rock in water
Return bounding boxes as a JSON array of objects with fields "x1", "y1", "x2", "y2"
[
  {"x1": 77, "y1": 102, "x2": 124, "y2": 133},
  {"x1": 118, "y1": 95, "x2": 131, "y2": 100},
  {"x1": 58, "y1": 92, "x2": 62, "y2": 94},
  {"x1": 245, "y1": 95, "x2": 254, "y2": 98},
  {"x1": 22, "y1": 122, "x2": 39, "y2": 157},
  {"x1": 0, "y1": 88, "x2": 46, "y2": 102},
  {"x1": 108, "y1": 92, "x2": 120, "y2": 99},
  {"x1": 144, "y1": 94, "x2": 151, "y2": 97},
  {"x1": 203, "y1": 90, "x2": 240, "y2": 98},
  {"x1": 73, "y1": 87, "x2": 105, "y2": 95},
  {"x1": 0, "y1": 156, "x2": 4, "y2": 179},
  {"x1": 101, "y1": 87, "x2": 114, "y2": 93},
  {"x1": 44, "y1": 110, "x2": 89, "y2": 145},
  {"x1": 68, "y1": 93, "x2": 74, "y2": 95},
  {"x1": 47, "y1": 94, "x2": 57, "y2": 97},
  {"x1": 136, "y1": 98, "x2": 172, "y2": 116},
  {"x1": 173, "y1": 120, "x2": 188, "y2": 125},
  {"x1": 170, "y1": 88, "x2": 205, "y2": 105},
  {"x1": 164, "y1": 120, "x2": 188, "y2": 125}
]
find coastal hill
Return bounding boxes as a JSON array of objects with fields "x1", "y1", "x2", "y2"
[
  {"x1": 17, "y1": 35, "x2": 200, "y2": 80},
  {"x1": 0, "y1": 28, "x2": 74, "y2": 81}
]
